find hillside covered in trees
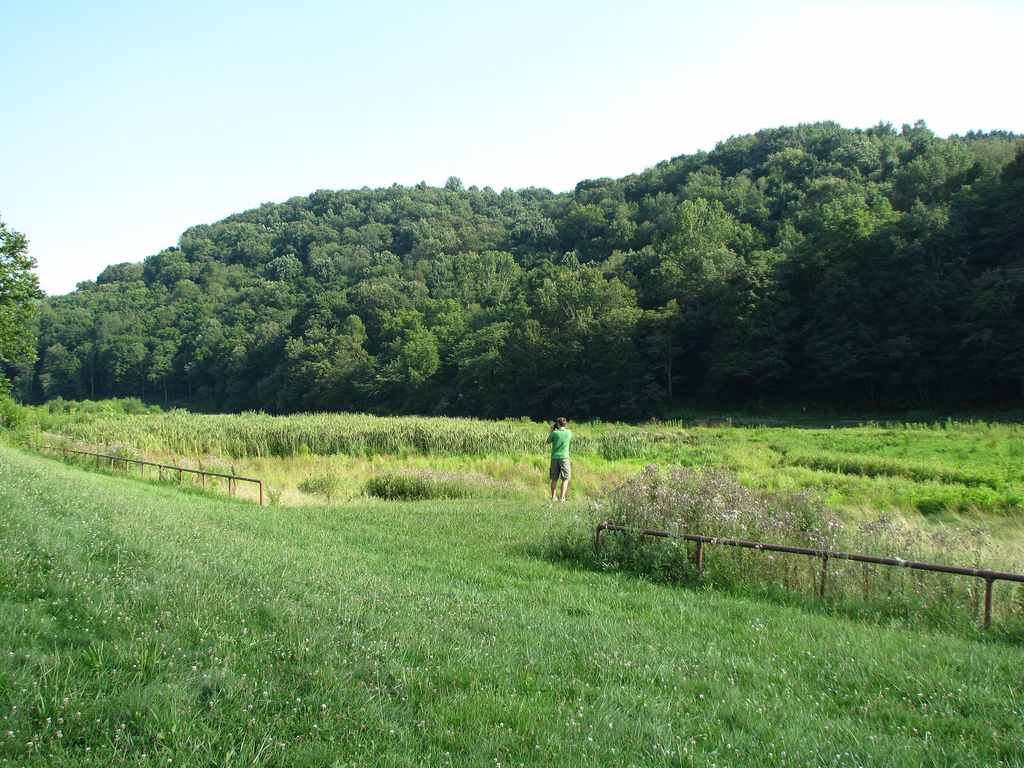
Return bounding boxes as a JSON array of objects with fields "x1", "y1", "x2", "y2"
[{"x1": 16, "y1": 121, "x2": 1024, "y2": 418}]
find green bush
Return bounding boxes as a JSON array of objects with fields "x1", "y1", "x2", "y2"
[
  {"x1": 909, "y1": 485, "x2": 1008, "y2": 516},
  {"x1": 0, "y1": 397, "x2": 26, "y2": 430},
  {"x1": 365, "y1": 471, "x2": 480, "y2": 501},
  {"x1": 41, "y1": 397, "x2": 163, "y2": 418}
]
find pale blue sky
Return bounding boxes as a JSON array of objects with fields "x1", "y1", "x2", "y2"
[{"x1": 2, "y1": 0, "x2": 1022, "y2": 295}]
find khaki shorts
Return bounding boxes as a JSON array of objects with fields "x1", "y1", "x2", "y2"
[{"x1": 549, "y1": 458, "x2": 571, "y2": 481}]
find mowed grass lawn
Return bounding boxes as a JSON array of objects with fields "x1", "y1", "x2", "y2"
[{"x1": 1, "y1": 447, "x2": 1022, "y2": 767}]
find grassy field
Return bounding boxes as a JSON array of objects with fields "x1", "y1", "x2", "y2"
[
  {"x1": 1, "y1": 446, "x2": 1022, "y2": 767},
  {"x1": 22, "y1": 407, "x2": 1024, "y2": 525}
]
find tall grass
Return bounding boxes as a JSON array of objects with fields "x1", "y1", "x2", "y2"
[
  {"x1": 30, "y1": 409, "x2": 691, "y2": 460},
  {"x1": 779, "y1": 449, "x2": 1004, "y2": 488}
]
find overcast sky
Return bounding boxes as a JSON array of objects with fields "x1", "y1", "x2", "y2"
[{"x1": 3, "y1": 0, "x2": 1022, "y2": 295}]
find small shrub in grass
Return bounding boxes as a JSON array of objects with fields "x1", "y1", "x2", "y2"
[
  {"x1": 365, "y1": 471, "x2": 482, "y2": 501},
  {"x1": 298, "y1": 473, "x2": 343, "y2": 503},
  {"x1": 266, "y1": 486, "x2": 284, "y2": 506},
  {"x1": 1006, "y1": 490, "x2": 1024, "y2": 511}
]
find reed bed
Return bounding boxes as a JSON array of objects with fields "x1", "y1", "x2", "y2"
[{"x1": 38, "y1": 410, "x2": 693, "y2": 460}]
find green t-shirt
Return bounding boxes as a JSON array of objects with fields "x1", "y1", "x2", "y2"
[{"x1": 546, "y1": 428, "x2": 572, "y2": 460}]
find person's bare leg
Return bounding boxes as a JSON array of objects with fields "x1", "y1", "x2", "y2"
[
  {"x1": 559, "y1": 477, "x2": 570, "y2": 502},
  {"x1": 550, "y1": 478, "x2": 558, "y2": 501}
]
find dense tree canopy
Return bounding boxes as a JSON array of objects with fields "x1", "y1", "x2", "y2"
[
  {"x1": 21, "y1": 122, "x2": 1024, "y2": 417},
  {"x1": 0, "y1": 217, "x2": 42, "y2": 393}
]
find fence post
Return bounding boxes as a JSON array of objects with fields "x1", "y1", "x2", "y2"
[
  {"x1": 259, "y1": 480, "x2": 264, "y2": 507},
  {"x1": 177, "y1": 467, "x2": 183, "y2": 484},
  {"x1": 983, "y1": 577, "x2": 994, "y2": 629},
  {"x1": 695, "y1": 540, "x2": 705, "y2": 574}
]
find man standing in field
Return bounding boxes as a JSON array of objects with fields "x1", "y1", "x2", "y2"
[{"x1": 546, "y1": 417, "x2": 572, "y2": 502}]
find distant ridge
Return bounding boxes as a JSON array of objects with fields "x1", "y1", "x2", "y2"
[{"x1": 22, "y1": 122, "x2": 1024, "y2": 417}]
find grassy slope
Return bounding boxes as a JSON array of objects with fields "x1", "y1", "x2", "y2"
[{"x1": 1, "y1": 447, "x2": 1022, "y2": 767}]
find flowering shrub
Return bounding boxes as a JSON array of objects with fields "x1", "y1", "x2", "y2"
[
  {"x1": 598, "y1": 465, "x2": 837, "y2": 547},
  {"x1": 558, "y1": 465, "x2": 1024, "y2": 632}
]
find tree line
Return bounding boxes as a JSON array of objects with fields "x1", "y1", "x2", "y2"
[{"x1": 9, "y1": 121, "x2": 1024, "y2": 418}]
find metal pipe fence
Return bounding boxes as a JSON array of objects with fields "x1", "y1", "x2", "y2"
[
  {"x1": 42, "y1": 444, "x2": 264, "y2": 506},
  {"x1": 595, "y1": 521, "x2": 1024, "y2": 629}
]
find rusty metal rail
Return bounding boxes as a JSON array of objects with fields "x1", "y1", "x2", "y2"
[
  {"x1": 595, "y1": 521, "x2": 1024, "y2": 628},
  {"x1": 42, "y1": 444, "x2": 264, "y2": 506}
]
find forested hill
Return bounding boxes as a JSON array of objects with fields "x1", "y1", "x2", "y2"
[{"x1": 21, "y1": 121, "x2": 1024, "y2": 418}]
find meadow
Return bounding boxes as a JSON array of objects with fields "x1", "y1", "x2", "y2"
[
  {"x1": 20, "y1": 404, "x2": 1024, "y2": 524},
  {"x1": 18, "y1": 403, "x2": 1024, "y2": 621},
  {"x1": 1, "y1": 446, "x2": 1023, "y2": 767}
]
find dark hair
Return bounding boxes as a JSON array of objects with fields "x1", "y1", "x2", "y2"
[{"x1": 555, "y1": 416, "x2": 568, "y2": 428}]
